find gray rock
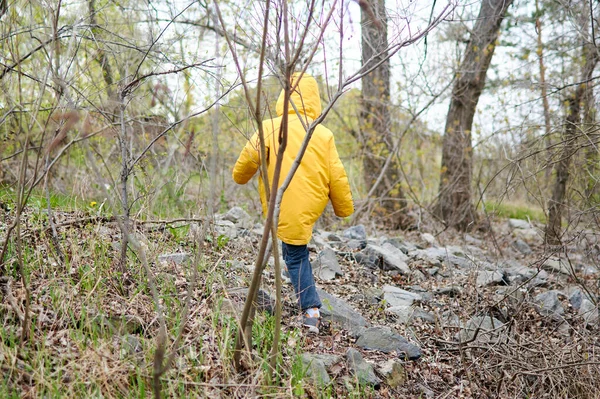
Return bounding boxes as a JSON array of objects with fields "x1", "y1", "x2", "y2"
[
  {"x1": 386, "y1": 306, "x2": 435, "y2": 324},
  {"x1": 378, "y1": 359, "x2": 406, "y2": 388},
  {"x1": 464, "y1": 234, "x2": 484, "y2": 246},
  {"x1": 421, "y1": 233, "x2": 437, "y2": 246},
  {"x1": 317, "y1": 289, "x2": 369, "y2": 336},
  {"x1": 385, "y1": 306, "x2": 414, "y2": 323},
  {"x1": 353, "y1": 252, "x2": 380, "y2": 269},
  {"x1": 476, "y1": 270, "x2": 508, "y2": 287},
  {"x1": 314, "y1": 248, "x2": 343, "y2": 281},
  {"x1": 364, "y1": 243, "x2": 410, "y2": 274},
  {"x1": 343, "y1": 225, "x2": 367, "y2": 240},
  {"x1": 355, "y1": 326, "x2": 422, "y2": 360},
  {"x1": 311, "y1": 234, "x2": 330, "y2": 249},
  {"x1": 310, "y1": 353, "x2": 343, "y2": 368},
  {"x1": 121, "y1": 334, "x2": 143, "y2": 359},
  {"x1": 569, "y1": 289, "x2": 584, "y2": 310},
  {"x1": 346, "y1": 239, "x2": 367, "y2": 250},
  {"x1": 503, "y1": 265, "x2": 547, "y2": 285},
  {"x1": 346, "y1": 348, "x2": 381, "y2": 389},
  {"x1": 460, "y1": 316, "x2": 506, "y2": 344},
  {"x1": 442, "y1": 311, "x2": 461, "y2": 327},
  {"x1": 514, "y1": 228, "x2": 541, "y2": 244},
  {"x1": 446, "y1": 255, "x2": 475, "y2": 270},
  {"x1": 222, "y1": 206, "x2": 253, "y2": 229},
  {"x1": 509, "y1": 218, "x2": 531, "y2": 229},
  {"x1": 411, "y1": 269, "x2": 428, "y2": 283},
  {"x1": 301, "y1": 353, "x2": 332, "y2": 386},
  {"x1": 426, "y1": 267, "x2": 439, "y2": 276},
  {"x1": 436, "y1": 286, "x2": 462, "y2": 297},
  {"x1": 534, "y1": 291, "x2": 564, "y2": 320},
  {"x1": 542, "y1": 258, "x2": 572, "y2": 275},
  {"x1": 214, "y1": 220, "x2": 237, "y2": 239},
  {"x1": 579, "y1": 299, "x2": 599, "y2": 326},
  {"x1": 382, "y1": 285, "x2": 422, "y2": 307},
  {"x1": 226, "y1": 287, "x2": 275, "y2": 315},
  {"x1": 582, "y1": 264, "x2": 599, "y2": 276},
  {"x1": 512, "y1": 239, "x2": 532, "y2": 255},
  {"x1": 158, "y1": 252, "x2": 191, "y2": 265},
  {"x1": 382, "y1": 238, "x2": 417, "y2": 254},
  {"x1": 327, "y1": 233, "x2": 342, "y2": 242}
]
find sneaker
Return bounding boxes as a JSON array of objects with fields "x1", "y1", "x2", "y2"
[
  {"x1": 282, "y1": 268, "x2": 291, "y2": 284},
  {"x1": 302, "y1": 315, "x2": 320, "y2": 334}
]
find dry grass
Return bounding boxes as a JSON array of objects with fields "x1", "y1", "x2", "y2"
[{"x1": 1, "y1": 207, "x2": 600, "y2": 398}]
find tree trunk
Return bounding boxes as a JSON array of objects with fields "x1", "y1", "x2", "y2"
[
  {"x1": 546, "y1": 44, "x2": 599, "y2": 245},
  {"x1": 436, "y1": 0, "x2": 513, "y2": 231},
  {"x1": 360, "y1": 0, "x2": 409, "y2": 229}
]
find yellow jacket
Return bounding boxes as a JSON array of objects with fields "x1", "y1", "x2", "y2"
[{"x1": 232, "y1": 73, "x2": 354, "y2": 245}]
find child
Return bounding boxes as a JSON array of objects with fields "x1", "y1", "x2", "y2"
[{"x1": 232, "y1": 73, "x2": 354, "y2": 333}]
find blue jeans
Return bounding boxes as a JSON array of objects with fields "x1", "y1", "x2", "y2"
[{"x1": 281, "y1": 242, "x2": 321, "y2": 312}]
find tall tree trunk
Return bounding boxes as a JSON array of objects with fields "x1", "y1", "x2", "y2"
[
  {"x1": 536, "y1": 0, "x2": 553, "y2": 181},
  {"x1": 546, "y1": 44, "x2": 599, "y2": 245},
  {"x1": 360, "y1": 0, "x2": 409, "y2": 229},
  {"x1": 436, "y1": 0, "x2": 513, "y2": 231}
]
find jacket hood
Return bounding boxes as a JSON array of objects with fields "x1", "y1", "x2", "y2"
[{"x1": 276, "y1": 72, "x2": 322, "y2": 120}]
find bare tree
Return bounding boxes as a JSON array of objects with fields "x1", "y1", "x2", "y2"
[
  {"x1": 436, "y1": 0, "x2": 513, "y2": 231},
  {"x1": 359, "y1": 0, "x2": 410, "y2": 228},
  {"x1": 545, "y1": 42, "x2": 599, "y2": 245}
]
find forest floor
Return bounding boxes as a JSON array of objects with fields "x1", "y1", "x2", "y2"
[{"x1": 1, "y1": 203, "x2": 600, "y2": 398}]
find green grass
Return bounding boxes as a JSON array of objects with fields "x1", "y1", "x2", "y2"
[
  {"x1": 482, "y1": 199, "x2": 546, "y2": 223},
  {"x1": 0, "y1": 184, "x2": 92, "y2": 213}
]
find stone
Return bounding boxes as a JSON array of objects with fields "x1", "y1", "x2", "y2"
[
  {"x1": 353, "y1": 252, "x2": 381, "y2": 269},
  {"x1": 476, "y1": 270, "x2": 508, "y2": 287},
  {"x1": 386, "y1": 306, "x2": 435, "y2": 324},
  {"x1": 382, "y1": 238, "x2": 417, "y2": 254},
  {"x1": 569, "y1": 289, "x2": 584, "y2": 311},
  {"x1": 411, "y1": 269, "x2": 428, "y2": 283},
  {"x1": 508, "y1": 218, "x2": 531, "y2": 229},
  {"x1": 460, "y1": 316, "x2": 506, "y2": 344},
  {"x1": 314, "y1": 248, "x2": 343, "y2": 281},
  {"x1": 361, "y1": 287, "x2": 383, "y2": 304},
  {"x1": 226, "y1": 287, "x2": 275, "y2": 315},
  {"x1": 317, "y1": 289, "x2": 369, "y2": 336},
  {"x1": 464, "y1": 234, "x2": 484, "y2": 246},
  {"x1": 421, "y1": 233, "x2": 437, "y2": 246},
  {"x1": 346, "y1": 239, "x2": 367, "y2": 250},
  {"x1": 222, "y1": 206, "x2": 253, "y2": 229},
  {"x1": 214, "y1": 220, "x2": 237, "y2": 239},
  {"x1": 364, "y1": 243, "x2": 410, "y2": 274},
  {"x1": 327, "y1": 233, "x2": 342, "y2": 242},
  {"x1": 514, "y1": 228, "x2": 541, "y2": 244},
  {"x1": 121, "y1": 334, "x2": 143, "y2": 359},
  {"x1": 385, "y1": 306, "x2": 414, "y2": 324},
  {"x1": 542, "y1": 258, "x2": 571, "y2": 275},
  {"x1": 343, "y1": 225, "x2": 367, "y2": 240},
  {"x1": 503, "y1": 264, "x2": 547, "y2": 285},
  {"x1": 378, "y1": 359, "x2": 406, "y2": 388},
  {"x1": 355, "y1": 326, "x2": 422, "y2": 360},
  {"x1": 301, "y1": 353, "x2": 332, "y2": 386},
  {"x1": 446, "y1": 255, "x2": 475, "y2": 270},
  {"x1": 512, "y1": 239, "x2": 532, "y2": 255},
  {"x1": 346, "y1": 348, "x2": 381, "y2": 389},
  {"x1": 158, "y1": 252, "x2": 191, "y2": 265},
  {"x1": 534, "y1": 291, "x2": 564, "y2": 321},
  {"x1": 382, "y1": 285, "x2": 422, "y2": 307},
  {"x1": 579, "y1": 299, "x2": 599, "y2": 326},
  {"x1": 436, "y1": 286, "x2": 462, "y2": 297},
  {"x1": 311, "y1": 234, "x2": 330, "y2": 250}
]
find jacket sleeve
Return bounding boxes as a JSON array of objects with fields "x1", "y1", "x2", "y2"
[
  {"x1": 232, "y1": 132, "x2": 263, "y2": 184},
  {"x1": 328, "y1": 135, "x2": 354, "y2": 217}
]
